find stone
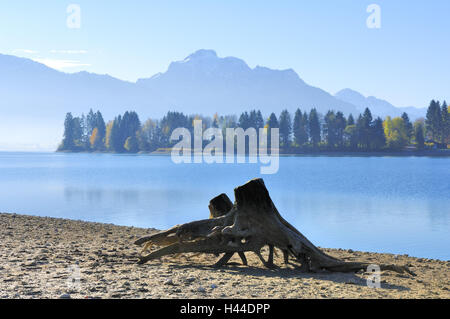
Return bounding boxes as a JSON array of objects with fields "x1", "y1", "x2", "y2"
[{"x1": 197, "y1": 287, "x2": 206, "y2": 293}]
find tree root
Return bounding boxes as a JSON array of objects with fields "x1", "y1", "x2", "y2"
[{"x1": 134, "y1": 178, "x2": 415, "y2": 276}]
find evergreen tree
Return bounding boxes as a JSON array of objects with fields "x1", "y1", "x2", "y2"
[
  {"x1": 86, "y1": 109, "x2": 96, "y2": 136},
  {"x1": 279, "y1": 109, "x2": 292, "y2": 148},
  {"x1": 248, "y1": 110, "x2": 257, "y2": 129},
  {"x1": 414, "y1": 120, "x2": 425, "y2": 150},
  {"x1": 72, "y1": 117, "x2": 83, "y2": 146},
  {"x1": 442, "y1": 101, "x2": 449, "y2": 145},
  {"x1": 335, "y1": 111, "x2": 347, "y2": 149},
  {"x1": 138, "y1": 119, "x2": 162, "y2": 152},
  {"x1": 212, "y1": 113, "x2": 219, "y2": 128},
  {"x1": 80, "y1": 113, "x2": 89, "y2": 149},
  {"x1": 266, "y1": 113, "x2": 279, "y2": 149},
  {"x1": 426, "y1": 100, "x2": 442, "y2": 142},
  {"x1": 266, "y1": 113, "x2": 279, "y2": 129},
  {"x1": 359, "y1": 108, "x2": 373, "y2": 149},
  {"x1": 344, "y1": 124, "x2": 358, "y2": 150},
  {"x1": 401, "y1": 112, "x2": 413, "y2": 143},
  {"x1": 371, "y1": 117, "x2": 386, "y2": 150},
  {"x1": 308, "y1": 108, "x2": 321, "y2": 147},
  {"x1": 347, "y1": 114, "x2": 355, "y2": 126},
  {"x1": 238, "y1": 112, "x2": 250, "y2": 130},
  {"x1": 95, "y1": 111, "x2": 106, "y2": 140},
  {"x1": 293, "y1": 109, "x2": 304, "y2": 147},
  {"x1": 110, "y1": 116, "x2": 123, "y2": 152},
  {"x1": 160, "y1": 111, "x2": 188, "y2": 145},
  {"x1": 301, "y1": 112, "x2": 309, "y2": 144},
  {"x1": 59, "y1": 112, "x2": 75, "y2": 150},
  {"x1": 324, "y1": 110, "x2": 337, "y2": 148},
  {"x1": 255, "y1": 110, "x2": 265, "y2": 130}
]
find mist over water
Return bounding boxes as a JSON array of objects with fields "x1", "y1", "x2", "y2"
[{"x1": 0, "y1": 152, "x2": 448, "y2": 260}]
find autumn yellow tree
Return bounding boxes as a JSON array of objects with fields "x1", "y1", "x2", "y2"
[
  {"x1": 383, "y1": 116, "x2": 408, "y2": 149},
  {"x1": 89, "y1": 127, "x2": 104, "y2": 151},
  {"x1": 104, "y1": 121, "x2": 114, "y2": 151}
]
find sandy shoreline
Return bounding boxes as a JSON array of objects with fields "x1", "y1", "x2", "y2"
[{"x1": 0, "y1": 213, "x2": 448, "y2": 299}]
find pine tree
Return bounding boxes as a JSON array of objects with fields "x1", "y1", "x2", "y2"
[
  {"x1": 426, "y1": 100, "x2": 442, "y2": 143},
  {"x1": 293, "y1": 109, "x2": 303, "y2": 147},
  {"x1": 371, "y1": 117, "x2": 386, "y2": 150},
  {"x1": 238, "y1": 112, "x2": 250, "y2": 130},
  {"x1": 414, "y1": 120, "x2": 425, "y2": 150},
  {"x1": 212, "y1": 113, "x2": 219, "y2": 128},
  {"x1": 95, "y1": 111, "x2": 106, "y2": 145},
  {"x1": 266, "y1": 113, "x2": 279, "y2": 129},
  {"x1": 59, "y1": 112, "x2": 75, "y2": 151},
  {"x1": 72, "y1": 117, "x2": 83, "y2": 146},
  {"x1": 441, "y1": 101, "x2": 449, "y2": 145},
  {"x1": 324, "y1": 110, "x2": 337, "y2": 148},
  {"x1": 359, "y1": 108, "x2": 373, "y2": 149},
  {"x1": 335, "y1": 111, "x2": 347, "y2": 149},
  {"x1": 344, "y1": 124, "x2": 358, "y2": 150},
  {"x1": 347, "y1": 114, "x2": 355, "y2": 126},
  {"x1": 301, "y1": 112, "x2": 309, "y2": 144},
  {"x1": 86, "y1": 109, "x2": 96, "y2": 137},
  {"x1": 80, "y1": 113, "x2": 89, "y2": 150},
  {"x1": 401, "y1": 112, "x2": 413, "y2": 144},
  {"x1": 110, "y1": 116, "x2": 123, "y2": 152},
  {"x1": 309, "y1": 108, "x2": 321, "y2": 147},
  {"x1": 255, "y1": 110, "x2": 265, "y2": 130},
  {"x1": 266, "y1": 113, "x2": 279, "y2": 149},
  {"x1": 279, "y1": 109, "x2": 292, "y2": 148}
]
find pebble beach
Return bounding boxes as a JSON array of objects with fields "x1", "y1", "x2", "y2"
[{"x1": 0, "y1": 213, "x2": 449, "y2": 299}]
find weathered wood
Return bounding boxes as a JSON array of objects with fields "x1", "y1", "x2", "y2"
[
  {"x1": 208, "y1": 193, "x2": 248, "y2": 266},
  {"x1": 208, "y1": 193, "x2": 233, "y2": 218},
  {"x1": 134, "y1": 178, "x2": 415, "y2": 276}
]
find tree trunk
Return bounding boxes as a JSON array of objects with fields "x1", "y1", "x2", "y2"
[{"x1": 135, "y1": 178, "x2": 415, "y2": 276}]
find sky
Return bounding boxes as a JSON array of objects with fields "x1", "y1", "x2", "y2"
[{"x1": 0, "y1": 0, "x2": 449, "y2": 108}]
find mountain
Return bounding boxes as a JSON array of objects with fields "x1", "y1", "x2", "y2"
[
  {"x1": 0, "y1": 50, "x2": 422, "y2": 150},
  {"x1": 335, "y1": 88, "x2": 426, "y2": 120},
  {"x1": 135, "y1": 49, "x2": 359, "y2": 116}
]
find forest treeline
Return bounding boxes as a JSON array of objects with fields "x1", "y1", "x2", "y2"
[{"x1": 57, "y1": 100, "x2": 449, "y2": 153}]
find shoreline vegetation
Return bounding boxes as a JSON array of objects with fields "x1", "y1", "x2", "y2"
[
  {"x1": 1, "y1": 213, "x2": 449, "y2": 299},
  {"x1": 57, "y1": 100, "x2": 450, "y2": 155}
]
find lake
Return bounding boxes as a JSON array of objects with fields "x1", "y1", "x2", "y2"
[{"x1": 0, "y1": 152, "x2": 449, "y2": 260}]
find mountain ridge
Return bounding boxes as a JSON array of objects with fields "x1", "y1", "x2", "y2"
[
  {"x1": 0, "y1": 50, "x2": 426, "y2": 150},
  {"x1": 335, "y1": 88, "x2": 425, "y2": 119}
]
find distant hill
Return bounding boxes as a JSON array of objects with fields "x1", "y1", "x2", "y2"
[
  {"x1": 335, "y1": 88, "x2": 425, "y2": 120},
  {"x1": 0, "y1": 50, "x2": 425, "y2": 150}
]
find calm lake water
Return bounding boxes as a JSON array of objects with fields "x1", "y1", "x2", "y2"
[{"x1": 0, "y1": 152, "x2": 449, "y2": 260}]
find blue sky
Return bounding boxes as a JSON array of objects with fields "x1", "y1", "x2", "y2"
[{"x1": 0, "y1": 0, "x2": 448, "y2": 108}]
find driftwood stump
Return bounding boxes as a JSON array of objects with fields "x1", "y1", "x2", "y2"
[{"x1": 135, "y1": 178, "x2": 415, "y2": 275}]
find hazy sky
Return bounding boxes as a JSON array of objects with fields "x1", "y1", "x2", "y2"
[{"x1": 0, "y1": 0, "x2": 449, "y2": 108}]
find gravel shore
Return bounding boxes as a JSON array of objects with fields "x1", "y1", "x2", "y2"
[{"x1": 0, "y1": 213, "x2": 448, "y2": 299}]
